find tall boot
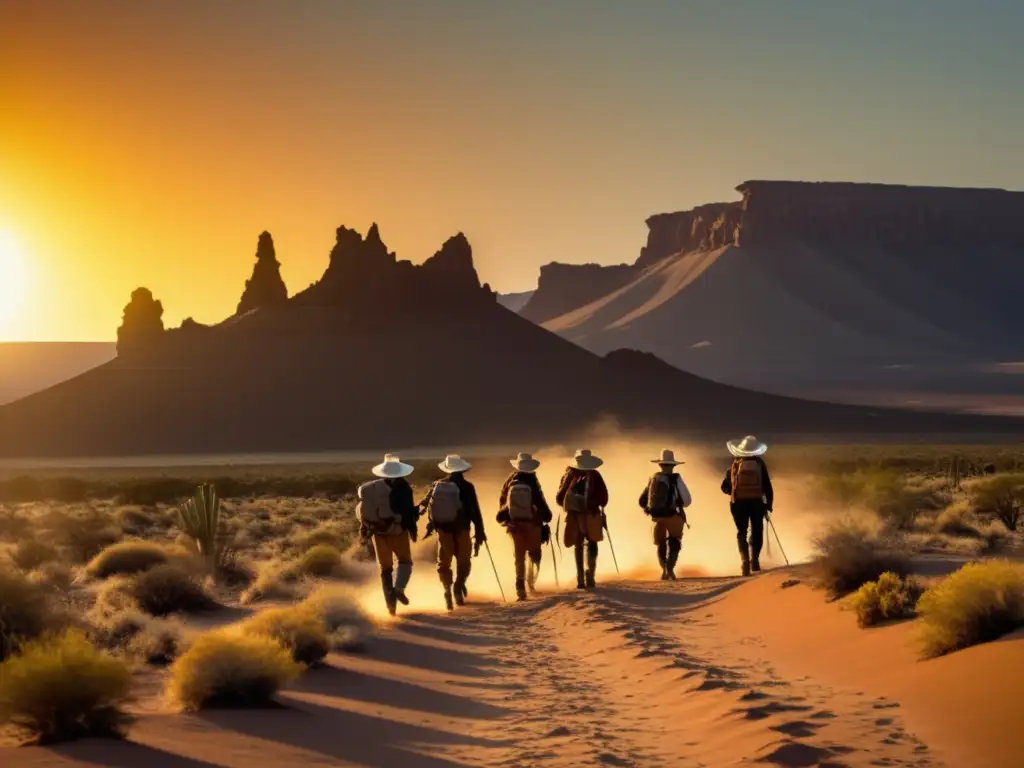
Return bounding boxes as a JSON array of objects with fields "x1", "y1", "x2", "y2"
[
  {"x1": 666, "y1": 537, "x2": 681, "y2": 581},
  {"x1": 738, "y1": 536, "x2": 751, "y2": 577},
  {"x1": 453, "y1": 578, "x2": 467, "y2": 606},
  {"x1": 443, "y1": 585, "x2": 454, "y2": 611},
  {"x1": 515, "y1": 579, "x2": 527, "y2": 601},
  {"x1": 657, "y1": 540, "x2": 669, "y2": 580},
  {"x1": 526, "y1": 558, "x2": 539, "y2": 594},
  {"x1": 394, "y1": 563, "x2": 412, "y2": 605},
  {"x1": 574, "y1": 545, "x2": 586, "y2": 589},
  {"x1": 381, "y1": 570, "x2": 397, "y2": 616},
  {"x1": 585, "y1": 542, "x2": 598, "y2": 588}
]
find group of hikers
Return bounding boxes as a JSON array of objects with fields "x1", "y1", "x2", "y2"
[{"x1": 356, "y1": 436, "x2": 775, "y2": 616}]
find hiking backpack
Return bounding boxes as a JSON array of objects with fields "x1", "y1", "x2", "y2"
[
  {"x1": 427, "y1": 480, "x2": 463, "y2": 526},
  {"x1": 357, "y1": 479, "x2": 399, "y2": 531},
  {"x1": 508, "y1": 483, "x2": 536, "y2": 521},
  {"x1": 646, "y1": 471, "x2": 676, "y2": 515},
  {"x1": 731, "y1": 459, "x2": 763, "y2": 502},
  {"x1": 564, "y1": 473, "x2": 589, "y2": 514}
]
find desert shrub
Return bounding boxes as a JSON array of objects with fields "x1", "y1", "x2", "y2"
[
  {"x1": 917, "y1": 559, "x2": 1024, "y2": 658},
  {"x1": 87, "y1": 541, "x2": 169, "y2": 579},
  {"x1": 55, "y1": 511, "x2": 121, "y2": 563},
  {"x1": 92, "y1": 577, "x2": 139, "y2": 618},
  {"x1": 302, "y1": 586, "x2": 373, "y2": 652},
  {"x1": 293, "y1": 523, "x2": 348, "y2": 552},
  {"x1": 11, "y1": 539, "x2": 59, "y2": 571},
  {"x1": 128, "y1": 617, "x2": 184, "y2": 665},
  {"x1": 812, "y1": 521, "x2": 909, "y2": 599},
  {"x1": 0, "y1": 568, "x2": 55, "y2": 661},
  {"x1": 240, "y1": 606, "x2": 329, "y2": 666},
  {"x1": 297, "y1": 544, "x2": 342, "y2": 577},
  {"x1": 28, "y1": 562, "x2": 74, "y2": 592},
  {"x1": 167, "y1": 630, "x2": 301, "y2": 711},
  {"x1": 0, "y1": 509, "x2": 31, "y2": 541},
  {"x1": 0, "y1": 629, "x2": 132, "y2": 744},
  {"x1": 117, "y1": 478, "x2": 196, "y2": 506},
  {"x1": 816, "y1": 469, "x2": 948, "y2": 530},
  {"x1": 240, "y1": 560, "x2": 300, "y2": 605},
  {"x1": 116, "y1": 506, "x2": 160, "y2": 535},
  {"x1": 932, "y1": 500, "x2": 982, "y2": 538},
  {"x1": 89, "y1": 607, "x2": 149, "y2": 651},
  {"x1": 966, "y1": 474, "x2": 1024, "y2": 531},
  {"x1": 130, "y1": 564, "x2": 217, "y2": 616},
  {"x1": 848, "y1": 572, "x2": 922, "y2": 627}
]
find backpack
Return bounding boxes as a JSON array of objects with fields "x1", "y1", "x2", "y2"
[
  {"x1": 646, "y1": 472, "x2": 676, "y2": 514},
  {"x1": 427, "y1": 480, "x2": 462, "y2": 526},
  {"x1": 731, "y1": 459, "x2": 763, "y2": 502},
  {"x1": 357, "y1": 479, "x2": 398, "y2": 531},
  {"x1": 508, "y1": 483, "x2": 536, "y2": 521},
  {"x1": 564, "y1": 473, "x2": 589, "y2": 514}
]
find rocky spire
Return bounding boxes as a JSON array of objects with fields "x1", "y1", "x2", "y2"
[
  {"x1": 116, "y1": 287, "x2": 165, "y2": 357},
  {"x1": 236, "y1": 231, "x2": 288, "y2": 315},
  {"x1": 420, "y1": 232, "x2": 481, "y2": 293}
]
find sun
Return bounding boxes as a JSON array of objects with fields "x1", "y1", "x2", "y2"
[{"x1": 0, "y1": 229, "x2": 30, "y2": 337}]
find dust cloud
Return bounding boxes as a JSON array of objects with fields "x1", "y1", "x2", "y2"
[{"x1": 356, "y1": 424, "x2": 829, "y2": 619}]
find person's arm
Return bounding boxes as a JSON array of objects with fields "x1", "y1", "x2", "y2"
[
  {"x1": 639, "y1": 485, "x2": 650, "y2": 509},
  {"x1": 761, "y1": 460, "x2": 774, "y2": 511},
  {"x1": 418, "y1": 485, "x2": 434, "y2": 514},
  {"x1": 498, "y1": 476, "x2": 512, "y2": 508},
  {"x1": 533, "y1": 479, "x2": 553, "y2": 523},
  {"x1": 676, "y1": 475, "x2": 692, "y2": 509},
  {"x1": 554, "y1": 469, "x2": 571, "y2": 508},
  {"x1": 721, "y1": 467, "x2": 732, "y2": 495},
  {"x1": 466, "y1": 484, "x2": 486, "y2": 540},
  {"x1": 593, "y1": 471, "x2": 609, "y2": 509}
]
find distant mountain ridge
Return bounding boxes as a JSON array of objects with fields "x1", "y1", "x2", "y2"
[
  {"x1": 0, "y1": 342, "x2": 116, "y2": 405},
  {"x1": 2, "y1": 218, "x2": 1020, "y2": 459}
]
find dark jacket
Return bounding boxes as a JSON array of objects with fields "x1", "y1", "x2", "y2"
[
  {"x1": 720, "y1": 457, "x2": 774, "y2": 511},
  {"x1": 418, "y1": 472, "x2": 486, "y2": 539},
  {"x1": 388, "y1": 477, "x2": 420, "y2": 535},
  {"x1": 555, "y1": 468, "x2": 609, "y2": 514},
  {"x1": 497, "y1": 471, "x2": 553, "y2": 524}
]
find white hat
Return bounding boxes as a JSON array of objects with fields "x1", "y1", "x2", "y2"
[
  {"x1": 570, "y1": 449, "x2": 603, "y2": 470},
  {"x1": 727, "y1": 435, "x2": 767, "y2": 458},
  {"x1": 438, "y1": 454, "x2": 472, "y2": 473},
  {"x1": 510, "y1": 452, "x2": 541, "y2": 473},
  {"x1": 372, "y1": 453, "x2": 414, "y2": 479},
  {"x1": 652, "y1": 449, "x2": 684, "y2": 466}
]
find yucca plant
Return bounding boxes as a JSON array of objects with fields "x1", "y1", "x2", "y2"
[{"x1": 177, "y1": 484, "x2": 230, "y2": 573}]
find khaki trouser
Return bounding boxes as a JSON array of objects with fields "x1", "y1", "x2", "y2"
[
  {"x1": 652, "y1": 515, "x2": 685, "y2": 545},
  {"x1": 437, "y1": 528, "x2": 472, "y2": 588},
  {"x1": 374, "y1": 532, "x2": 413, "y2": 572},
  {"x1": 507, "y1": 522, "x2": 542, "y2": 585},
  {"x1": 563, "y1": 511, "x2": 604, "y2": 547}
]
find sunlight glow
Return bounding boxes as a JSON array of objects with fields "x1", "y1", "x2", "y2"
[{"x1": 0, "y1": 230, "x2": 30, "y2": 339}]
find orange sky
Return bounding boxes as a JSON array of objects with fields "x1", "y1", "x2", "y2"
[{"x1": 2, "y1": 2, "x2": 1022, "y2": 341}]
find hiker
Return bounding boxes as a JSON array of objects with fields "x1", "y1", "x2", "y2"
[
  {"x1": 555, "y1": 449, "x2": 609, "y2": 589},
  {"x1": 497, "y1": 452, "x2": 553, "y2": 601},
  {"x1": 357, "y1": 453, "x2": 420, "y2": 616},
  {"x1": 420, "y1": 454, "x2": 487, "y2": 611},
  {"x1": 639, "y1": 449, "x2": 693, "y2": 580},
  {"x1": 720, "y1": 436, "x2": 774, "y2": 577}
]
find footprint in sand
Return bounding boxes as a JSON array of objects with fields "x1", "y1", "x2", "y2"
[{"x1": 770, "y1": 720, "x2": 822, "y2": 738}]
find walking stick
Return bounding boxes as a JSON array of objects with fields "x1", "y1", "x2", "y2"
[
  {"x1": 767, "y1": 514, "x2": 790, "y2": 566},
  {"x1": 602, "y1": 514, "x2": 620, "y2": 575},
  {"x1": 483, "y1": 540, "x2": 507, "y2": 603},
  {"x1": 549, "y1": 539, "x2": 560, "y2": 586}
]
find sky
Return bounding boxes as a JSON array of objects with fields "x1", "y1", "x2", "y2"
[{"x1": 1, "y1": 0, "x2": 1022, "y2": 341}]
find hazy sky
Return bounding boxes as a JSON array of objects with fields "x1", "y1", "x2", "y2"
[{"x1": 2, "y1": 0, "x2": 1022, "y2": 341}]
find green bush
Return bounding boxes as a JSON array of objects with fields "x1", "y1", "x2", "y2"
[
  {"x1": 167, "y1": 630, "x2": 301, "y2": 711},
  {"x1": 0, "y1": 568, "x2": 56, "y2": 661},
  {"x1": 87, "y1": 541, "x2": 169, "y2": 579},
  {"x1": 917, "y1": 560, "x2": 1024, "y2": 658},
  {"x1": 240, "y1": 606, "x2": 329, "y2": 666},
  {"x1": 848, "y1": 572, "x2": 922, "y2": 627},
  {"x1": 813, "y1": 521, "x2": 909, "y2": 599},
  {"x1": 0, "y1": 629, "x2": 132, "y2": 744},
  {"x1": 130, "y1": 564, "x2": 217, "y2": 616}
]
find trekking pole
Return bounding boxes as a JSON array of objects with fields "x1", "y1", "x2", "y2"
[
  {"x1": 767, "y1": 515, "x2": 790, "y2": 566},
  {"x1": 549, "y1": 540, "x2": 560, "y2": 586},
  {"x1": 602, "y1": 514, "x2": 620, "y2": 575},
  {"x1": 483, "y1": 540, "x2": 507, "y2": 603}
]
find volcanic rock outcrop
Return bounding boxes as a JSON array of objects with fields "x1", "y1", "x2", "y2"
[
  {"x1": 236, "y1": 231, "x2": 288, "y2": 315},
  {"x1": 116, "y1": 288, "x2": 165, "y2": 357}
]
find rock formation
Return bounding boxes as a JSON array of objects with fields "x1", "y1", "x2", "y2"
[
  {"x1": 236, "y1": 231, "x2": 288, "y2": 316},
  {"x1": 116, "y1": 288, "x2": 164, "y2": 357},
  {"x1": 520, "y1": 262, "x2": 633, "y2": 324}
]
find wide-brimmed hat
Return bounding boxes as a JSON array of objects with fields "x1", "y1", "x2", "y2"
[
  {"x1": 372, "y1": 453, "x2": 415, "y2": 478},
  {"x1": 727, "y1": 435, "x2": 768, "y2": 458},
  {"x1": 438, "y1": 454, "x2": 472, "y2": 473},
  {"x1": 510, "y1": 452, "x2": 541, "y2": 473},
  {"x1": 651, "y1": 449, "x2": 684, "y2": 466},
  {"x1": 570, "y1": 449, "x2": 603, "y2": 470}
]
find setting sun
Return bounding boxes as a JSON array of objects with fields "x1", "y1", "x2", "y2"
[{"x1": 0, "y1": 229, "x2": 30, "y2": 338}]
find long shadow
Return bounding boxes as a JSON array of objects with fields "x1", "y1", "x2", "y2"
[
  {"x1": 45, "y1": 739, "x2": 223, "y2": 767},
  {"x1": 199, "y1": 697, "x2": 513, "y2": 768},
  {"x1": 595, "y1": 580, "x2": 743, "y2": 612},
  {"x1": 397, "y1": 616, "x2": 510, "y2": 648},
  {"x1": 366, "y1": 634, "x2": 501, "y2": 678},
  {"x1": 294, "y1": 665, "x2": 510, "y2": 720}
]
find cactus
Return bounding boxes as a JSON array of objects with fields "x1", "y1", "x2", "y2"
[{"x1": 177, "y1": 484, "x2": 225, "y2": 571}]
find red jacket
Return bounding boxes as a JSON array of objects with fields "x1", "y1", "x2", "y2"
[{"x1": 555, "y1": 468, "x2": 609, "y2": 514}]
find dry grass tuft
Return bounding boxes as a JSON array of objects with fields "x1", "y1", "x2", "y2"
[
  {"x1": 240, "y1": 606, "x2": 330, "y2": 666},
  {"x1": 302, "y1": 585, "x2": 373, "y2": 652},
  {"x1": 167, "y1": 630, "x2": 301, "y2": 711},
  {"x1": 87, "y1": 541, "x2": 169, "y2": 579},
  {"x1": 296, "y1": 544, "x2": 343, "y2": 577},
  {"x1": 130, "y1": 564, "x2": 218, "y2": 616},
  {"x1": 813, "y1": 520, "x2": 909, "y2": 599},
  {"x1": 11, "y1": 539, "x2": 60, "y2": 571},
  {"x1": 847, "y1": 572, "x2": 922, "y2": 627},
  {"x1": 0, "y1": 567, "x2": 57, "y2": 661}
]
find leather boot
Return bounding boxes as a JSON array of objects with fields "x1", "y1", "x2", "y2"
[
  {"x1": 381, "y1": 570, "x2": 397, "y2": 616},
  {"x1": 738, "y1": 536, "x2": 751, "y2": 577},
  {"x1": 751, "y1": 556, "x2": 761, "y2": 573},
  {"x1": 394, "y1": 563, "x2": 412, "y2": 605},
  {"x1": 657, "y1": 540, "x2": 669, "y2": 580},
  {"x1": 574, "y1": 546, "x2": 586, "y2": 589},
  {"x1": 443, "y1": 586, "x2": 454, "y2": 611},
  {"x1": 666, "y1": 537, "x2": 681, "y2": 581},
  {"x1": 453, "y1": 579, "x2": 467, "y2": 606},
  {"x1": 585, "y1": 542, "x2": 598, "y2": 588},
  {"x1": 515, "y1": 579, "x2": 527, "y2": 601}
]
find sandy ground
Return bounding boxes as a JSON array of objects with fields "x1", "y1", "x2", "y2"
[{"x1": 7, "y1": 566, "x2": 1022, "y2": 768}]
